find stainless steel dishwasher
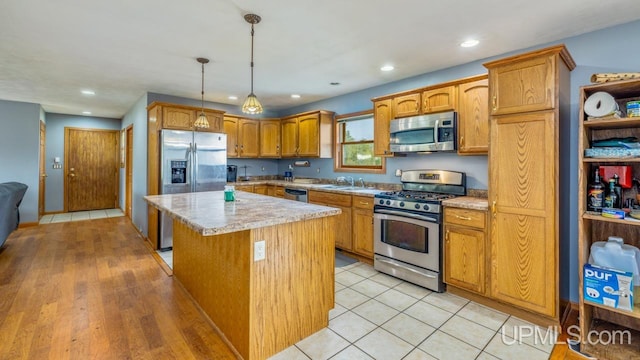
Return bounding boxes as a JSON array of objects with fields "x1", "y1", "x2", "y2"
[{"x1": 284, "y1": 188, "x2": 308, "y2": 202}]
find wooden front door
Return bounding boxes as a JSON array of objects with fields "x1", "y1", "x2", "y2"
[
  {"x1": 125, "y1": 126, "x2": 133, "y2": 219},
  {"x1": 65, "y1": 128, "x2": 119, "y2": 212},
  {"x1": 38, "y1": 121, "x2": 46, "y2": 218}
]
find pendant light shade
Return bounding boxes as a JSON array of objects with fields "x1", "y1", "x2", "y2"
[
  {"x1": 194, "y1": 57, "x2": 210, "y2": 128},
  {"x1": 242, "y1": 13, "x2": 263, "y2": 115}
]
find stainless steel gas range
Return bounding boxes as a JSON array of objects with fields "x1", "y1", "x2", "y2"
[{"x1": 373, "y1": 169, "x2": 466, "y2": 292}]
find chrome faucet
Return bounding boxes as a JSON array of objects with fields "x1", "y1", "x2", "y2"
[
  {"x1": 358, "y1": 178, "x2": 365, "y2": 188},
  {"x1": 346, "y1": 176, "x2": 354, "y2": 187}
]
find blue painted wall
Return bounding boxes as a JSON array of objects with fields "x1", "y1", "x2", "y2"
[
  {"x1": 44, "y1": 113, "x2": 122, "y2": 212},
  {"x1": 120, "y1": 94, "x2": 148, "y2": 234},
  {"x1": 0, "y1": 100, "x2": 42, "y2": 223}
]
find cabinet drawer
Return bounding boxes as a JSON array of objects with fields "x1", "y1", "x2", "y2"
[
  {"x1": 352, "y1": 195, "x2": 374, "y2": 210},
  {"x1": 308, "y1": 190, "x2": 352, "y2": 207},
  {"x1": 444, "y1": 208, "x2": 486, "y2": 229}
]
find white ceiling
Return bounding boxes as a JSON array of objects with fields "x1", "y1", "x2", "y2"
[{"x1": 1, "y1": 0, "x2": 640, "y2": 119}]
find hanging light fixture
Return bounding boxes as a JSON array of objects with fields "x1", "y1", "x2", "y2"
[
  {"x1": 194, "y1": 57, "x2": 210, "y2": 128},
  {"x1": 242, "y1": 13, "x2": 263, "y2": 114}
]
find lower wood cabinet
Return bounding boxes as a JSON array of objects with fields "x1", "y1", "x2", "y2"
[
  {"x1": 234, "y1": 184, "x2": 254, "y2": 193},
  {"x1": 309, "y1": 191, "x2": 353, "y2": 251},
  {"x1": 443, "y1": 207, "x2": 487, "y2": 295},
  {"x1": 253, "y1": 184, "x2": 268, "y2": 195},
  {"x1": 352, "y1": 196, "x2": 374, "y2": 258}
]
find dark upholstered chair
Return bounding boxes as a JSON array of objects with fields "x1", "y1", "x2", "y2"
[{"x1": 0, "y1": 182, "x2": 28, "y2": 248}]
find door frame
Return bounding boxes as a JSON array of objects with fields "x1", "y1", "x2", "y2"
[
  {"x1": 125, "y1": 125, "x2": 133, "y2": 219},
  {"x1": 38, "y1": 120, "x2": 46, "y2": 218},
  {"x1": 64, "y1": 127, "x2": 120, "y2": 212}
]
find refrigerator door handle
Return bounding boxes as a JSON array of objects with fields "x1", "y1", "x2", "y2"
[{"x1": 193, "y1": 142, "x2": 198, "y2": 192}]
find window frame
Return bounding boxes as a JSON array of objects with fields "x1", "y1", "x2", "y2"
[{"x1": 333, "y1": 110, "x2": 386, "y2": 174}]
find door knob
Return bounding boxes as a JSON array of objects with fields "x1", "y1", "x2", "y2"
[
  {"x1": 69, "y1": 173, "x2": 76, "y2": 177},
  {"x1": 41, "y1": 174, "x2": 48, "y2": 178}
]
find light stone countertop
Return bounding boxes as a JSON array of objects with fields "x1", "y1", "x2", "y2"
[
  {"x1": 228, "y1": 180, "x2": 386, "y2": 197},
  {"x1": 442, "y1": 196, "x2": 489, "y2": 211},
  {"x1": 144, "y1": 191, "x2": 341, "y2": 236}
]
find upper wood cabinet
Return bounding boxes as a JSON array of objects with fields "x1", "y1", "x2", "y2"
[
  {"x1": 488, "y1": 52, "x2": 565, "y2": 115},
  {"x1": 224, "y1": 115, "x2": 259, "y2": 158},
  {"x1": 280, "y1": 110, "x2": 334, "y2": 158},
  {"x1": 156, "y1": 103, "x2": 224, "y2": 133},
  {"x1": 422, "y1": 85, "x2": 457, "y2": 114},
  {"x1": 393, "y1": 92, "x2": 421, "y2": 118},
  {"x1": 457, "y1": 77, "x2": 489, "y2": 155},
  {"x1": 373, "y1": 99, "x2": 394, "y2": 156},
  {"x1": 259, "y1": 119, "x2": 281, "y2": 158},
  {"x1": 484, "y1": 44, "x2": 574, "y2": 319}
]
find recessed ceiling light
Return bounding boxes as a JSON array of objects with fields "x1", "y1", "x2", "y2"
[
  {"x1": 330, "y1": 82, "x2": 340, "y2": 86},
  {"x1": 460, "y1": 39, "x2": 479, "y2": 48},
  {"x1": 81, "y1": 90, "x2": 95, "y2": 96},
  {"x1": 228, "y1": 95, "x2": 238, "y2": 100},
  {"x1": 291, "y1": 94, "x2": 301, "y2": 99},
  {"x1": 380, "y1": 65, "x2": 395, "y2": 72},
  {"x1": 82, "y1": 111, "x2": 92, "y2": 115}
]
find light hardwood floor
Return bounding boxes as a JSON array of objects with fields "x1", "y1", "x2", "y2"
[{"x1": 0, "y1": 217, "x2": 236, "y2": 359}]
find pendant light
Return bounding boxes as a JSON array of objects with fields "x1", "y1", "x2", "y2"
[
  {"x1": 194, "y1": 57, "x2": 210, "y2": 128},
  {"x1": 242, "y1": 13, "x2": 263, "y2": 114}
]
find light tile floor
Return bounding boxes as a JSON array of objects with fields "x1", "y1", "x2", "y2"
[
  {"x1": 157, "y1": 249, "x2": 173, "y2": 269},
  {"x1": 39, "y1": 208, "x2": 124, "y2": 224},
  {"x1": 269, "y1": 261, "x2": 557, "y2": 360}
]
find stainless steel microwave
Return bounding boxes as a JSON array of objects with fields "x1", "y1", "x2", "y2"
[{"x1": 389, "y1": 111, "x2": 457, "y2": 152}]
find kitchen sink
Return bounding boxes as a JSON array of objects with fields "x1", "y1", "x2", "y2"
[{"x1": 315, "y1": 184, "x2": 356, "y2": 189}]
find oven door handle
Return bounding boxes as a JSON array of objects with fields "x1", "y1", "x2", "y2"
[
  {"x1": 374, "y1": 209, "x2": 437, "y2": 222},
  {"x1": 375, "y1": 257, "x2": 437, "y2": 279}
]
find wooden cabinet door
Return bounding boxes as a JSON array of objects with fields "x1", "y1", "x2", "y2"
[
  {"x1": 254, "y1": 184, "x2": 268, "y2": 195},
  {"x1": 489, "y1": 54, "x2": 556, "y2": 115},
  {"x1": 335, "y1": 205, "x2": 353, "y2": 251},
  {"x1": 274, "y1": 186, "x2": 284, "y2": 198},
  {"x1": 235, "y1": 184, "x2": 254, "y2": 193},
  {"x1": 444, "y1": 224, "x2": 485, "y2": 294},
  {"x1": 162, "y1": 107, "x2": 195, "y2": 130},
  {"x1": 281, "y1": 118, "x2": 298, "y2": 157},
  {"x1": 489, "y1": 111, "x2": 556, "y2": 317},
  {"x1": 223, "y1": 116, "x2": 239, "y2": 157},
  {"x1": 297, "y1": 113, "x2": 320, "y2": 157},
  {"x1": 202, "y1": 110, "x2": 224, "y2": 132},
  {"x1": 353, "y1": 196, "x2": 374, "y2": 258},
  {"x1": 393, "y1": 93, "x2": 421, "y2": 118},
  {"x1": 422, "y1": 86, "x2": 457, "y2": 114},
  {"x1": 238, "y1": 119, "x2": 259, "y2": 158},
  {"x1": 458, "y1": 78, "x2": 489, "y2": 154},
  {"x1": 259, "y1": 119, "x2": 281, "y2": 158},
  {"x1": 373, "y1": 99, "x2": 394, "y2": 156}
]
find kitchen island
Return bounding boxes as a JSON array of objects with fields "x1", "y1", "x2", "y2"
[{"x1": 144, "y1": 191, "x2": 340, "y2": 360}]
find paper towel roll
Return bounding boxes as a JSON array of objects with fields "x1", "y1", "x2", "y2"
[{"x1": 584, "y1": 91, "x2": 618, "y2": 117}]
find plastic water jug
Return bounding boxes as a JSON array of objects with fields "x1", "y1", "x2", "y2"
[{"x1": 589, "y1": 236, "x2": 640, "y2": 284}]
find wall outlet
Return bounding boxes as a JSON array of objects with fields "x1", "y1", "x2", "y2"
[
  {"x1": 254, "y1": 240, "x2": 266, "y2": 261},
  {"x1": 317, "y1": 168, "x2": 320, "y2": 173}
]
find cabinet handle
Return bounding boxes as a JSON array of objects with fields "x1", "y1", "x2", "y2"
[
  {"x1": 459, "y1": 136, "x2": 464, "y2": 148},
  {"x1": 492, "y1": 96, "x2": 497, "y2": 111},
  {"x1": 492, "y1": 200, "x2": 497, "y2": 217},
  {"x1": 455, "y1": 215, "x2": 472, "y2": 221},
  {"x1": 445, "y1": 229, "x2": 450, "y2": 242},
  {"x1": 359, "y1": 201, "x2": 369, "y2": 205}
]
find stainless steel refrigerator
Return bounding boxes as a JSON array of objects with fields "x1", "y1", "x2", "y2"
[{"x1": 159, "y1": 129, "x2": 227, "y2": 250}]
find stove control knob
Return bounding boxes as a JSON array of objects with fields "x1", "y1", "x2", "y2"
[
  {"x1": 379, "y1": 199, "x2": 384, "y2": 205},
  {"x1": 414, "y1": 204, "x2": 420, "y2": 209},
  {"x1": 385, "y1": 200, "x2": 391, "y2": 205},
  {"x1": 423, "y1": 205, "x2": 430, "y2": 211},
  {"x1": 399, "y1": 202, "x2": 405, "y2": 207}
]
